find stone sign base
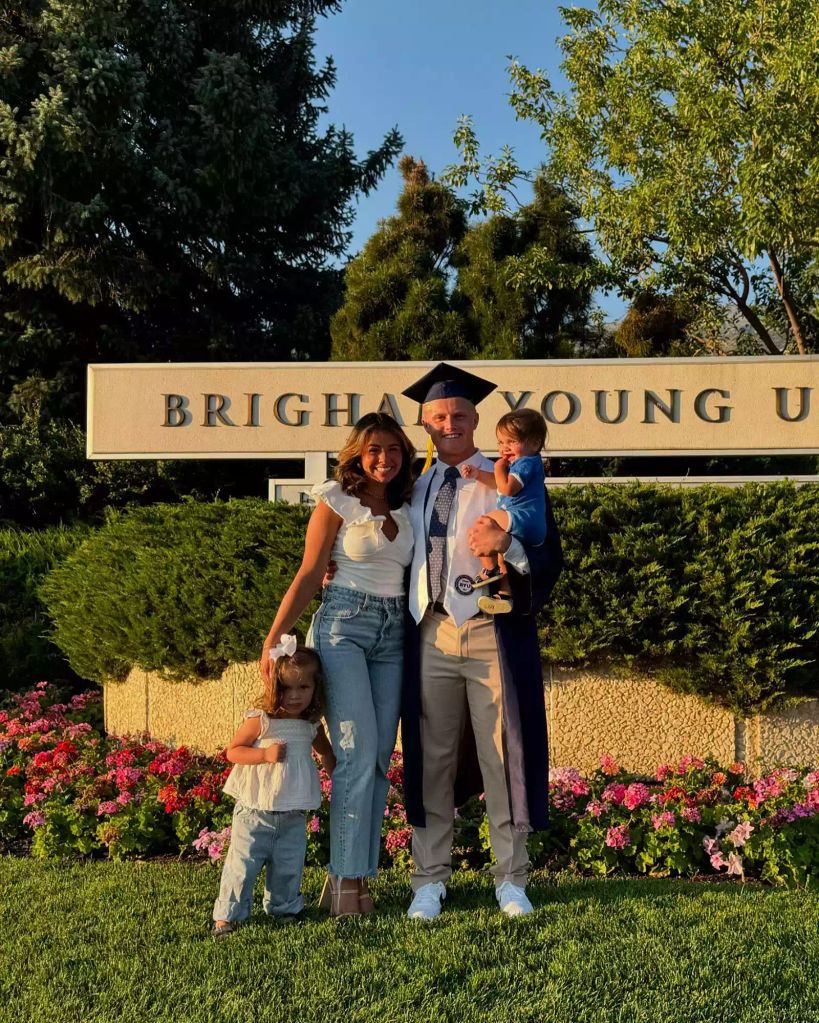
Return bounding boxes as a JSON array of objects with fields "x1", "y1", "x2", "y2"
[{"x1": 104, "y1": 663, "x2": 819, "y2": 772}]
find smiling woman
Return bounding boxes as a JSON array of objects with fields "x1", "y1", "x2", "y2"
[{"x1": 259, "y1": 412, "x2": 416, "y2": 918}]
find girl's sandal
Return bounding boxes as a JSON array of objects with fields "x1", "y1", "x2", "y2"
[
  {"x1": 211, "y1": 921, "x2": 235, "y2": 939},
  {"x1": 359, "y1": 877, "x2": 375, "y2": 916},
  {"x1": 331, "y1": 877, "x2": 362, "y2": 917}
]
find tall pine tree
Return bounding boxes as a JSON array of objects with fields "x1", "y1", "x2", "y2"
[
  {"x1": 453, "y1": 175, "x2": 594, "y2": 359},
  {"x1": 331, "y1": 163, "x2": 595, "y2": 362},
  {"x1": 330, "y1": 155, "x2": 471, "y2": 361},
  {"x1": 0, "y1": 0, "x2": 401, "y2": 522}
]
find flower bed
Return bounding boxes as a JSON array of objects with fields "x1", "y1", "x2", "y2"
[{"x1": 2, "y1": 684, "x2": 819, "y2": 884}]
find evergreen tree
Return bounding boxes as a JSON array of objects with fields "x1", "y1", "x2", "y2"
[
  {"x1": 453, "y1": 175, "x2": 594, "y2": 359},
  {"x1": 331, "y1": 162, "x2": 595, "y2": 362},
  {"x1": 330, "y1": 156, "x2": 470, "y2": 361},
  {"x1": 0, "y1": 0, "x2": 401, "y2": 522}
]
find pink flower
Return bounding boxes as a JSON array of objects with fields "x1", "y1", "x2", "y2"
[
  {"x1": 114, "y1": 767, "x2": 143, "y2": 788},
  {"x1": 726, "y1": 821, "x2": 753, "y2": 848},
  {"x1": 656, "y1": 764, "x2": 674, "y2": 781},
  {"x1": 192, "y1": 826, "x2": 231, "y2": 860},
  {"x1": 309, "y1": 815, "x2": 320, "y2": 833},
  {"x1": 601, "y1": 783, "x2": 627, "y2": 805},
  {"x1": 604, "y1": 824, "x2": 630, "y2": 849},
  {"x1": 586, "y1": 799, "x2": 604, "y2": 818},
  {"x1": 623, "y1": 783, "x2": 651, "y2": 810},
  {"x1": 702, "y1": 836, "x2": 719, "y2": 856},
  {"x1": 385, "y1": 827, "x2": 412, "y2": 854},
  {"x1": 728, "y1": 762, "x2": 745, "y2": 775},
  {"x1": 710, "y1": 852, "x2": 727, "y2": 870},
  {"x1": 651, "y1": 811, "x2": 676, "y2": 830},
  {"x1": 681, "y1": 806, "x2": 701, "y2": 823},
  {"x1": 599, "y1": 754, "x2": 620, "y2": 776},
  {"x1": 725, "y1": 852, "x2": 744, "y2": 876},
  {"x1": 23, "y1": 811, "x2": 45, "y2": 828},
  {"x1": 677, "y1": 755, "x2": 705, "y2": 774},
  {"x1": 97, "y1": 801, "x2": 119, "y2": 816},
  {"x1": 116, "y1": 791, "x2": 133, "y2": 806}
]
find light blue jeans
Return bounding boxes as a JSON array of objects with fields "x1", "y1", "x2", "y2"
[
  {"x1": 212, "y1": 803, "x2": 307, "y2": 922},
  {"x1": 310, "y1": 585, "x2": 405, "y2": 878}
]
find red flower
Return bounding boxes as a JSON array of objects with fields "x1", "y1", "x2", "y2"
[
  {"x1": 733, "y1": 785, "x2": 757, "y2": 805},
  {"x1": 658, "y1": 785, "x2": 687, "y2": 805},
  {"x1": 5, "y1": 766, "x2": 20, "y2": 776},
  {"x1": 156, "y1": 784, "x2": 189, "y2": 813}
]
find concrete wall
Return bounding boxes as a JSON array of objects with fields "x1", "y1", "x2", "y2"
[{"x1": 104, "y1": 663, "x2": 819, "y2": 770}]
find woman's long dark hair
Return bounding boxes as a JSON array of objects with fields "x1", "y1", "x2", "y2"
[{"x1": 334, "y1": 412, "x2": 416, "y2": 509}]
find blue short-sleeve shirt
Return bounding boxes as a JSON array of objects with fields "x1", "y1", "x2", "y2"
[{"x1": 497, "y1": 454, "x2": 547, "y2": 546}]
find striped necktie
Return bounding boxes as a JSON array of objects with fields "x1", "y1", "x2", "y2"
[{"x1": 427, "y1": 466, "x2": 460, "y2": 605}]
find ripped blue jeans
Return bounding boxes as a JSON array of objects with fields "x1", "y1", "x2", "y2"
[{"x1": 309, "y1": 586, "x2": 405, "y2": 878}]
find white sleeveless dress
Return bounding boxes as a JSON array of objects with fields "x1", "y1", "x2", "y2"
[{"x1": 222, "y1": 710, "x2": 321, "y2": 811}]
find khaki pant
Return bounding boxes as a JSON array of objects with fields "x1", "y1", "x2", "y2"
[{"x1": 411, "y1": 609, "x2": 530, "y2": 891}]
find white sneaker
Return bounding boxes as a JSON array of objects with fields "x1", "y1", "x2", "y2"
[
  {"x1": 496, "y1": 881, "x2": 533, "y2": 917},
  {"x1": 407, "y1": 881, "x2": 446, "y2": 920}
]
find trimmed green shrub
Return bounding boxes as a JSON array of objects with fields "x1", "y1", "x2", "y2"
[
  {"x1": 545, "y1": 483, "x2": 819, "y2": 713},
  {"x1": 0, "y1": 524, "x2": 89, "y2": 691},
  {"x1": 40, "y1": 485, "x2": 819, "y2": 714},
  {"x1": 41, "y1": 500, "x2": 313, "y2": 683}
]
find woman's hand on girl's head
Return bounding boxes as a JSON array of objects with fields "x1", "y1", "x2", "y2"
[{"x1": 260, "y1": 633, "x2": 281, "y2": 683}]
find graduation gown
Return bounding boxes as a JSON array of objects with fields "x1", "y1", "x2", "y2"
[{"x1": 401, "y1": 489, "x2": 564, "y2": 832}]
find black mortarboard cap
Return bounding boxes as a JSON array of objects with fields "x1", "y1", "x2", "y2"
[{"x1": 401, "y1": 362, "x2": 496, "y2": 406}]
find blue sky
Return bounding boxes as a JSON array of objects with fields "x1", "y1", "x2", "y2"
[{"x1": 314, "y1": 0, "x2": 627, "y2": 322}]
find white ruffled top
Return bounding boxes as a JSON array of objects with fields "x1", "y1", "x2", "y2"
[
  {"x1": 312, "y1": 480, "x2": 414, "y2": 597},
  {"x1": 222, "y1": 711, "x2": 321, "y2": 812}
]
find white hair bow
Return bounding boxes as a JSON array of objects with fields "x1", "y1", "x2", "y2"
[{"x1": 269, "y1": 633, "x2": 298, "y2": 661}]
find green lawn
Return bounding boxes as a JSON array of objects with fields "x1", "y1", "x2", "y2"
[{"x1": 1, "y1": 861, "x2": 818, "y2": 1023}]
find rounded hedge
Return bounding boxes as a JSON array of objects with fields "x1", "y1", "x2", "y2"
[
  {"x1": 0, "y1": 524, "x2": 89, "y2": 692},
  {"x1": 543, "y1": 483, "x2": 819, "y2": 713},
  {"x1": 41, "y1": 500, "x2": 314, "y2": 683},
  {"x1": 40, "y1": 485, "x2": 819, "y2": 714}
]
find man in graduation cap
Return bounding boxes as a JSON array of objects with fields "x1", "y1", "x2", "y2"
[{"x1": 400, "y1": 362, "x2": 563, "y2": 919}]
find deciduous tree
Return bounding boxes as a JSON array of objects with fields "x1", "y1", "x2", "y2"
[{"x1": 450, "y1": 0, "x2": 819, "y2": 354}]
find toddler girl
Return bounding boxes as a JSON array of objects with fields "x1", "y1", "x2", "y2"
[
  {"x1": 212, "y1": 636, "x2": 335, "y2": 936},
  {"x1": 460, "y1": 408, "x2": 548, "y2": 614}
]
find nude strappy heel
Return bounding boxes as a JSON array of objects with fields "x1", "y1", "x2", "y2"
[
  {"x1": 331, "y1": 877, "x2": 362, "y2": 917},
  {"x1": 359, "y1": 877, "x2": 375, "y2": 916},
  {"x1": 317, "y1": 872, "x2": 335, "y2": 910}
]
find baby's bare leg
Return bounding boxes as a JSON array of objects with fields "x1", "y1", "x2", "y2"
[
  {"x1": 476, "y1": 510, "x2": 511, "y2": 579},
  {"x1": 486, "y1": 510, "x2": 510, "y2": 531}
]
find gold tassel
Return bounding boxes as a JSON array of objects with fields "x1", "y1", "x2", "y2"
[{"x1": 421, "y1": 435, "x2": 435, "y2": 474}]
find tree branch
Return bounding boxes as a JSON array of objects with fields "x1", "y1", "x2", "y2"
[
  {"x1": 717, "y1": 272, "x2": 783, "y2": 354},
  {"x1": 768, "y1": 246, "x2": 807, "y2": 355}
]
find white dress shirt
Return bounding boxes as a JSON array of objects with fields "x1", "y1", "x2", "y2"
[{"x1": 407, "y1": 451, "x2": 529, "y2": 626}]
